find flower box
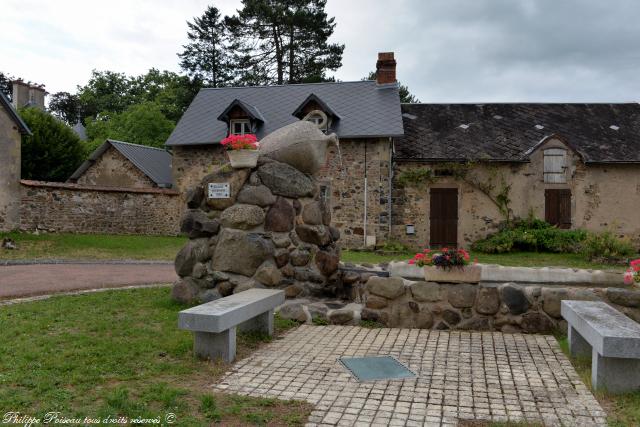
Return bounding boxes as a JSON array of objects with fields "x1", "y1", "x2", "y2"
[
  {"x1": 227, "y1": 149, "x2": 259, "y2": 169},
  {"x1": 423, "y1": 264, "x2": 481, "y2": 284}
]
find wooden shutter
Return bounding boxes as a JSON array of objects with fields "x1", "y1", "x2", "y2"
[{"x1": 545, "y1": 189, "x2": 571, "y2": 228}]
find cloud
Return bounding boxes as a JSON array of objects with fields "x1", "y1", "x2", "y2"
[{"x1": 2, "y1": 0, "x2": 639, "y2": 102}]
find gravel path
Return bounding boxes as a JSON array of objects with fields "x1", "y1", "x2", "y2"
[{"x1": 0, "y1": 262, "x2": 177, "y2": 300}]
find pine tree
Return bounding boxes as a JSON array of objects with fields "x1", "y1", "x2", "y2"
[
  {"x1": 228, "y1": 0, "x2": 344, "y2": 85},
  {"x1": 178, "y1": 6, "x2": 234, "y2": 87}
]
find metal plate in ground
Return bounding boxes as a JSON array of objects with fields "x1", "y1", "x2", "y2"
[{"x1": 339, "y1": 356, "x2": 416, "y2": 382}]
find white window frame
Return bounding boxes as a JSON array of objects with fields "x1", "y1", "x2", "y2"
[
  {"x1": 229, "y1": 119, "x2": 251, "y2": 135},
  {"x1": 543, "y1": 148, "x2": 567, "y2": 183}
]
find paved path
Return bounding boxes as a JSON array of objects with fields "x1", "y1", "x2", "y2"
[
  {"x1": 217, "y1": 326, "x2": 606, "y2": 426},
  {"x1": 0, "y1": 262, "x2": 177, "y2": 300}
]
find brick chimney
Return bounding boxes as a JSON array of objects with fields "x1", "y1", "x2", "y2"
[{"x1": 376, "y1": 52, "x2": 396, "y2": 85}]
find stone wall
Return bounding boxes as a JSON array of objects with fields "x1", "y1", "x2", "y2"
[
  {"x1": 316, "y1": 138, "x2": 392, "y2": 248},
  {"x1": 19, "y1": 180, "x2": 181, "y2": 235},
  {"x1": 171, "y1": 139, "x2": 392, "y2": 249},
  {"x1": 75, "y1": 145, "x2": 157, "y2": 188},
  {"x1": 392, "y1": 137, "x2": 640, "y2": 249},
  {"x1": 0, "y1": 108, "x2": 22, "y2": 231},
  {"x1": 361, "y1": 277, "x2": 640, "y2": 333},
  {"x1": 171, "y1": 158, "x2": 345, "y2": 304}
]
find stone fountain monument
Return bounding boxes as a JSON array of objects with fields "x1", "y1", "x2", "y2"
[{"x1": 172, "y1": 121, "x2": 345, "y2": 304}]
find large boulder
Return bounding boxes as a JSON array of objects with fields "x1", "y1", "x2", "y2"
[
  {"x1": 258, "y1": 161, "x2": 315, "y2": 198},
  {"x1": 259, "y1": 121, "x2": 337, "y2": 174},
  {"x1": 367, "y1": 276, "x2": 405, "y2": 299},
  {"x1": 447, "y1": 284, "x2": 477, "y2": 308},
  {"x1": 237, "y1": 185, "x2": 277, "y2": 207},
  {"x1": 475, "y1": 285, "x2": 501, "y2": 315},
  {"x1": 302, "y1": 201, "x2": 323, "y2": 225},
  {"x1": 606, "y1": 288, "x2": 640, "y2": 308},
  {"x1": 295, "y1": 224, "x2": 332, "y2": 246},
  {"x1": 253, "y1": 260, "x2": 283, "y2": 287},
  {"x1": 290, "y1": 248, "x2": 311, "y2": 266},
  {"x1": 315, "y1": 250, "x2": 339, "y2": 276},
  {"x1": 500, "y1": 284, "x2": 530, "y2": 315},
  {"x1": 174, "y1": 238, "x2": 210, "y2": 277},
  {"x1": 185, "y1": 185, "x2": 204, "y2": 209},
  {"x1": 171, "y1": 277, "x2": 200, "y2": 304},
  {"x1": 541, "y1": 288, "x2": 570, "y2": 318},
  {"x1": 219, "y1": 204, "x2": 265, "y2": 230},
  {"x1": 202, "y1": 165, "x2": 250, "y2": 210},
  {"x1": 410, "y1": 282, "x2": 443, "y2": 302},
  {"x1": 211, "y1": 229, "x2": 274, "y2": 276},
  {"x1": 180, "y1": 209, "x2": 220, "y2": 238},
  {"x1": 389, "y1": 302, "x2": 434, "y2": 328},
  {"x1": 265, "y1": 197, "x2": 295, "y2": 232}
]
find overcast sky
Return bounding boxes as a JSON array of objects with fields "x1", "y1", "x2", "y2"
[{"x1": 2, "y1": 0, "x2": 639, "y2": 102}]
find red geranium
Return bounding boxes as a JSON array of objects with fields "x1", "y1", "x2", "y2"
[
  {"x1": 220, "y1": 134, "x2": 259, "y2": 151},
  {"x1": 408, "y1": 247, "x2": 471, "y2": 270}
]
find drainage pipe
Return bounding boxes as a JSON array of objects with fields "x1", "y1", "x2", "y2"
[{"x1": 363, "y1": 144, "x2": 368, "y2": 248}]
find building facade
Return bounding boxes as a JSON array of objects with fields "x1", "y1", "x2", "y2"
[{"x1": 0, "y1": 92, "x2": 31, "y2": 231}]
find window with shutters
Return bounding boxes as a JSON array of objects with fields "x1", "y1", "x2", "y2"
[
  {"x1": 545, "y1": 189, "x2": 571, "y2": 229},
  {"x1": 543, "y1": 148, "x2": 567, "y2": 183}
]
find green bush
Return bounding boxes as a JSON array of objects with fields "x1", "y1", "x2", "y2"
[
  {"x1": 581, "y1": 231, "x2": 636, "y2": 260},
  {"x1": 472, "y1": 219, "x2": 587, "y2": 254}
]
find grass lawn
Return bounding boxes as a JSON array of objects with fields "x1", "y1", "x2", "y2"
[
  {"x1": 0, "y1": 287, "x2": 311, "y2": 426},
  {"x1": 1, "y1": 231, "x2": 631, "y2": 272},
  {"x1": 342, "y1": 250, "x2": 630, "y2": 271},
  {"x1": 556, "y1": 335, "x2": 640, "y2": 426},
  {"x1": 0, "y1": 232, "x2": 187, "y2": 261}
]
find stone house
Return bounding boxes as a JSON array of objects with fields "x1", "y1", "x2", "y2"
[
  {"x1": 0, "y1": 91, "x2": 31, "y2": 231},
  {"x1": 167, "y1": 52, "x2": 640, "y2": 249},
  {"x1": 166, "y1": 53, "x2": 404, "y2": 248},
  {"x1": 392, "y1": 103, "x2": 640, "y2": 249},
  {"x1": 69, "y1": 139, "x2": 174, "y2": 189}
]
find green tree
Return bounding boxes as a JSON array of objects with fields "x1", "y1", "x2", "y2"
[
  {"x1": 76, "y1": 70, "x2": 135, "y2": 120},
  {"x1": 0, "y1": 72, "x2": 13, "y2": 100},
  {"x1": 19, "y1": 107, "x2": 85, "y2": 182},
  {"x1": 228, "y1": 0, "x2": 344, "y2": 85},
  {"x1": 85, "y1": 102, "x2": 175, "y2": 150},
  {"x1": 129, "y1": 69, "x2": 203, "y2": 122},
  {"x1": 363, "y1": 71, "x2": 420, "y2": 103},
  {"x1": 178, "y1": 6, "x2": 234, "y2": 87},
  {"x1": 48, "y1": 91, "x2": 82, "y2": 124}
]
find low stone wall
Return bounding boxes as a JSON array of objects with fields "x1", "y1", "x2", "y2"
[
  {"x1": 19, "y1": 180, "x2": 181, "y2": 235},
  {"x1": 361, "y1": 277, "x2": 640, "y2": 333}
]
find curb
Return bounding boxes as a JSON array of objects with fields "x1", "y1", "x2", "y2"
[{"x1": 0, "y1": 283, "x2": 173, "y2": 306}]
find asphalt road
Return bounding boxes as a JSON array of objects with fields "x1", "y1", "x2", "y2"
[{"x1": 0, "y1": 262, "x2": 177, "y2": 300}]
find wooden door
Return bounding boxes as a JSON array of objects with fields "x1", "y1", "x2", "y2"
[
  {"x1": 545, "y1": 189, "x2": 571, "y2": 228},
  {"x1": 430, "y1": 188, "x2": 458, "y2": 247}
]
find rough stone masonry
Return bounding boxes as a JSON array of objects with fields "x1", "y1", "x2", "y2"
[{"x1": 172, "y1": 156, "x2": 349, "y2": 304}]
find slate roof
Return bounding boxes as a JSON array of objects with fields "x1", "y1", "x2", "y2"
[
  {"x1": 0, "y1": 91, "x2": 31, "y2": 135},
  {"x1": 396, "y1": 103, "x2": 640, "y2": 164},
  {"x1": 165, "y1": 80, "x2": 404, "y2": 146},
  {"x1": 69, "y1": 139, "x2": 174, "y2": 187}
]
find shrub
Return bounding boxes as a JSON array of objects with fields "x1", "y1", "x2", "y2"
[
  {"x1": 472, "y1": 219, "x2": 587, "y2": 254},
  {"x1": 581, "y1": 231, "x2": 636, "y2": 260}
]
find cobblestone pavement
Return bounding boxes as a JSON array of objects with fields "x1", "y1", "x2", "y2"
[{"x1": 215, "y1": 326, "x2": 606, "y2": 427}]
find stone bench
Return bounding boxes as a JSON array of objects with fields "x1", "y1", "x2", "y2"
[
  {"x1": 561, "y1": 300, "x2": 640, "y2": 393},
  {"x1": 178, "y1": 288, "x2": 285, "y2": 363}
]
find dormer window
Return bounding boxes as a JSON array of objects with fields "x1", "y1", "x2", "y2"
[
  {"x1": 218, "y1": 99, "x2": 265, "y2": 137},
  {"x1": 292, "y1": 93, "x2": 340, "y2": 133},
  {"x1": 230, "y1": 119, "x2": 251, "y2": 135}
]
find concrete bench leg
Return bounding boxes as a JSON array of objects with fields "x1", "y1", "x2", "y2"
[
  {"x1": 238, "y1": 309, "x2": 274, "y2": 336},
  {"x1": 592, "y1": 348, "x2": 640, "y2": 394},
  {"x1": 193, "y1": 327, "x2": 237, "y2": 363},
  {"x1": 568, "y1": 325, "x2": 591, "y2": 358}
]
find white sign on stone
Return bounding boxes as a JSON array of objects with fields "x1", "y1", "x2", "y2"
[{"x1": 208, "y1": 182, "x2": 230, "y2": 199}]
